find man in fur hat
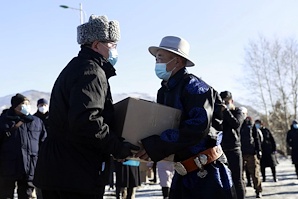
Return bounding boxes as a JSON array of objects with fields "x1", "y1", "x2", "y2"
[
  {"x1": 33, "y1": 15, "x2": 139, "y2": 199},
  {"x1": 136, "y1": 36, "x2": 236, "y2": 199},
  {"x1": 0, "y1": 93, "x2": 47, "y2": 199}
]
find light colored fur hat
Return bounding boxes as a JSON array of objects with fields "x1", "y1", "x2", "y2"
[{"x1": 77, "y1": 15, "x2": 120, "y2": 45}]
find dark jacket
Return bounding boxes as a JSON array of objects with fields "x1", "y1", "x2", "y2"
[
  {"x1": 287, "y1": 125, "x2": 298, "y2": 164},
  {"x1": 240, "y1": 121, "x2": 261, "y2": 155},
  {"x1": 33, "y1": 46, "x2": 124, "y2": 194},
  {"x1": 259, "y1": 126, "x2": 277, "y2": 167},
  {"x1": 0, "y1": 108, "x2": 47, "y2": 181},
  {"x1": 221, "y1": 107, "x2": 245, "y2": 151},
  {"x1": 141, "y1": 68, "x2": 235, "y2": 199},
  {"x1": 34, "y1": 111, "x2": 49, "y2": 133}
]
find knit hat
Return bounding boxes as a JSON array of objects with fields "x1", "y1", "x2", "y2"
[
  {"x1": 11, "y1": 93, "x2": 28, "y2": 108},
  {"x1": 77, "y1": 15, "x2": 120, "y2": 45},
  {"x1": 220, "y1": 91, "x2": 233, "y2": 100},
  {"x1": 37, "y1": 98, "x2": 48, "y2": 106}
]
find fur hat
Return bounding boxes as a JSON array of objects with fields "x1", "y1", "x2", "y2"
[
  {"x1": 37, "y1": 98, "x2": 48, "y2": 106},
  {"x1": 148, "y1": 36, "x2": 195, "y2": 67},
  {"x1": 11, "y1": 93, "x2": 28, "y2": 108},
  {"x1": 77, "y1": 15, "x2": 120, "y2": 45}
]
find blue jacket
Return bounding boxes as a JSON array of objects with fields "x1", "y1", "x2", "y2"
[
  {"x1": 0, "y1": 108, "x2": 47, "y2": 181},
  {"x1": 141, "y1": 68, "x2": 234, "y2": 199}
]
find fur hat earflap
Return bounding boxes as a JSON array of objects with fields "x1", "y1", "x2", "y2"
[{"x1": 77, "y1": 15, "x2": 120, "y2": 45}]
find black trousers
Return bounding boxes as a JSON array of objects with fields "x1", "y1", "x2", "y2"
[
  {"x1": 0, "y1": 176, "x2": 34, "y2": 199},
  {"x1": 42, "y1": 188, "x2": 105, "y2": 199},
  {"x1": 225, "y1": 149, "x2": 245, "y2": 199}
]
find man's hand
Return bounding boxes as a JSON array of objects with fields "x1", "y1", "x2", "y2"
[
  {"x1": 135, "y1": 148, "x2": 151, "y2": 161},
  {"x1": 113, "y1": 142, "x2": 140, "y2": 160}
]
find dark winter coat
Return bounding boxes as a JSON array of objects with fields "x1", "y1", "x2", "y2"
[
  {"x1": 141, "y1": 68, "x2": 234, "y2": 199},
  {"x1": 259, "y1": 126, "x2": 278, "y2": 167},
  {"x1": 287, "y1": 125, "x2": 298, "y2": 164},
  {"x1": 0, "y1": 108, "x2": 47, "y2": 182},
  {"x1": 34, "y1": 111, "x2": 49, "y2": 133},
  {"x1": 221, "y1": 107, "x2": 245, "y2": 151},
  {"x1": 33, "y1": 46, "x2": 124, "y2": 194},
  {"x1": 240, "y1": 121, "x2": 261, "y2": 155}
]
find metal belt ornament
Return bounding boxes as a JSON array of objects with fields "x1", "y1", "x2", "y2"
[{"x1": 174, "y1": 154, "x2": 209, "y2": 178}]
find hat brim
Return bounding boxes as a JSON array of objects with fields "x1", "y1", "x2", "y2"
[{"x1": 148, "y1": 46, "x2": 195, "y2": 67}]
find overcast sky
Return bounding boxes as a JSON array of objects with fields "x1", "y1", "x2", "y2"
[{"x1": 1, "y1": 0, "x2": 298, "y2": 105}]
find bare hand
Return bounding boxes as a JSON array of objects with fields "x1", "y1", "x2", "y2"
[{"x1": 135, "y1": 149, "x2": 151, "y2": 161}]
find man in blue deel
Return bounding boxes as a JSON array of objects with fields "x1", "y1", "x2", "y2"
[{"x1": 136, "y1": 36, "x2": 236, "y2": 199}]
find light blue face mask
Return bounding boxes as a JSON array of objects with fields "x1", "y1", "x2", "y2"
[
  {"x1": 154, "y1": 58, "x2": 176, "y2": 81},
  {"x1": 255, "y1": 123, "x2": 261, "y2": 129},
  {"x1": 293, "y1": 124, "x2": 298, "y2": 129},
  {"x1": 108, "y1": 48, "x2": 118, "y2": 66},
  {"x1": 20, "y1": 104, "x2": 31, "y2": 115},
  {"x1": 100, "y1": 43, "x2": 118, "y2": 66}
]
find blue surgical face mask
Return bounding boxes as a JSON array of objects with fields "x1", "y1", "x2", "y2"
[
  {"x1": 100, "y1": 43, "x2": 118, "y2": 66},
  {"x1": 293, "y1": 124, "x2": 298, "y2": 129},
  {"x1": 108, "y1": 48, "x2": 118, "y2": 66},
  {"x1": 20, "y1": 104, "x2": 31, "y2": 115},
  {"x1": 255, "y1": 123, "x2": 261, "y2": 129},
  {"x1": 154, "y1": 58, "x2": 176, "y2": 81}
]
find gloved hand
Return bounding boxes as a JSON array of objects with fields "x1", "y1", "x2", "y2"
[
  {"x1": 113, "y1": 142, "x2": 140, "y2": 160},
  {"x1": 257, "y1": 151, "x2": 262, "y2": 159}
]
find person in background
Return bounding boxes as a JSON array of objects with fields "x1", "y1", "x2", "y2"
[
  {"x1": 255, "y1": 119, "x2": 278, "y2": 182},
  {"x1": 33, "y1": 98, "x2": 50, "y2": 199},
  {"x1": 149, "y1": 161, "x2": 157, "y2": 183},
  {"x1": 157, "y1": 161, "x2": 175, "y2": 199},
  {"x1": 220, "y1": 91, "x2": 246, "y2": 199},
  {"x1": 0, "y1": 93, "x2": 47, "y2": 199},
  {"x1": 240, "y1": 116, "x2": 262, "y2": 197},
  {"x1": 115, "y1": 160, "x2": 141, "y2": 199},
  {"x1": 0, "y1": 109, "x2": 8, "y2": 116},
  {"x1": 286, "y1": 120, "x2": 298, "y2": 179},
  {"x1": 136, "y1": 36, "x2": 235, "y2": 199},
  {"x1": 34, "y1": 98, "x2": 49, "y2": 132},
  {"x1": 33, "y1": 15, "x2": 139, "y2": 199}
]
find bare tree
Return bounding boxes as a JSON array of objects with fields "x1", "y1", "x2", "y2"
[{"x1": 243, "y1": 35, "x2": 298, "y2": 154}]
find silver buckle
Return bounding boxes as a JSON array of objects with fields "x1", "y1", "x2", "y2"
[
  {"x1": 194, "y1": 157, "x2": 203, "y2": 169},
  {"x1": 174, "y1": 162, "x2": 187, "y2": 176},
  {"x1": 199, "y1": 154, "x2": 208, "y2": 165},
  {"x1": 194, "y1": 154, "x2": 209, "y2": 178}
]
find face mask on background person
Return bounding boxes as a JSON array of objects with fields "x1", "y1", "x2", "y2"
[
  {"x1": 226, "y1": 104, "x2": 231, "y2": 110},
  {"x1": 255, "y1": 123, "x2": 261, "y2": 129},
  {"x1": 155, "y1": 58, "x2": 176, "y2": 81},
  {"x1": 293, "y1": 124, "x2": 298, "y2": 129},
  {"x1": 38, "y1": 106, "x2": 48, "y2": 114},
  {"x1": 20, "y1": 104, "x2": 31, "y2": 115}
]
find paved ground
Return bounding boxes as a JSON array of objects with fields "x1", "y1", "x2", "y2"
[
  {"x1": 12, "y1": 156, "x2": 298, "y2": 198},
  {"x1": 104, "y1": 156, "x2": 298, "y2": 199}
]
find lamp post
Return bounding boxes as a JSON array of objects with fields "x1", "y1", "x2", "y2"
[{"x1": 60, "y1": 3, "x2": 85, "y2": 24}]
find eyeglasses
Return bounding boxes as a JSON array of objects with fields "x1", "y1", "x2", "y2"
[{"x1": 104, "y1": 42, "x2": 117, "y2": 49}]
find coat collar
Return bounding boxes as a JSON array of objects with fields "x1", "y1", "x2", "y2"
[
  {"x1": 79, "y1": 46, "x2": 116, "y2": 79},
  {"x1": 161, "y1": 67, "x2": 188, "y2": 90}
]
